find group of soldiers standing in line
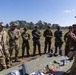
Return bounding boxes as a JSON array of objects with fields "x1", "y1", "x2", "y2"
[{"x1": 0, "y1": 22, "x2": 76, "y2": 74}]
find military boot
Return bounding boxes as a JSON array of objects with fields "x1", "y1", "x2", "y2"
[
  {"x1": 0, "y1": 65, "x2": 7, "y2": 71},
  {"x1": 7, "y1": 64, "x2": 11, "y2": 68},
  {"x1": 15, "y1": 58, "x2": 21, "y2": 62}
]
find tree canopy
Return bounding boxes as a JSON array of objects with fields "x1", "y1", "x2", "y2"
[{"x1": 5, "y1": 20, "x2": 69, "y2": 29}]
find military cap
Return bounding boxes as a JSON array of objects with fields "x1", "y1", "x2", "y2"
[
  {"x1": 47, "y1": 25, "x2": 51, "y2": 28},
  {"x1": 0, "y1": 23, "x2": 4, "y2": 27},
  {"x1": 68, "y1": 26, "x2": 72, "y2": 29},
  {"x1": 35, "y1": 25, "x2": 39, "y2": 28},
  {"x1": 11, "y1": 22, "x2": 17, "y2": 27},
  {"x1": 57, "y1": 26, "x2": 60, "y2": 29},
  {"x1": 72, "y1": 24, "x2": 76, "y2": 28},
  {"x1": 24, "y1": 27, "x2": 27, "y2": 30}
]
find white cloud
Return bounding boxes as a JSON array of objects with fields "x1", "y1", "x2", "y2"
[
  {"x1": 72, "y1": 9, "x2": 75, "y2": 12},
  {"x1": 64, "y1": 10, "x2": 71, "y2": 13},
  {"x1": 64, "y1": 9, "x2": 75, "y2": 13}
]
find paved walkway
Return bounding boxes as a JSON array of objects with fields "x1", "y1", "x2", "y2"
[{"x1": 0, "y1": 55, "x2": 73, "y2": 75}]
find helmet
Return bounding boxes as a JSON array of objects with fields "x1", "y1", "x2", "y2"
[{"x1": 11, "y1": 22, "x2": 17, "y2": 27}]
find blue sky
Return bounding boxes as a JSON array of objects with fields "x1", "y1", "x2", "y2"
[{"x1": 0, "y1": 0, "x2": 76, "y2": 26}]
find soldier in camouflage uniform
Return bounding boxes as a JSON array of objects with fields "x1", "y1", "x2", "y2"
[
  {"x1": 64, "y1": 26, "x2": 72, "y2": 56},
  {"x1": 68, "y1": 24, "x2": 76, "y2": 75},
  {"x1": 66, "y1": 24, "x2": 76, "y2": 51},
  {"x1": 8, "y1": 23, "x2": 20, "y2": 62},
  {"x1": 21, "y1": 27, "x2": 30, "y2": 57},
  {"x1": 54, "y1": 26, "x2": 63, "y2": 56},
  {"x1": 32, "y1": 26, "x2": 41, "y2": 56},
  {"x1": 0, "y1": 23, "x2": 11, "y2": 70},
  {"x1": 43, "y1": 25, "x2": 53, "y2": 54}
]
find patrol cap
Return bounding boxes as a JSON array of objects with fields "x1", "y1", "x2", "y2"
[
  {"x1": 68, "y1": 26, "x2": 72, "y2": 29},
  {"x1": 0, "y1": 23, "x2": 4, "y2": 27},
  {"x1": 57, "y1": 26, "x2": 60, "y2": 29},
  {"x1": 47, "y1": 25, "x2": 51, "y2": 28},
  {"x1": 11, "y1": 22, "x2": 17, "y2": 27},
  {"x1": 35, "y1": 25, "x2": 39, "y2": 28},
  {"x1": 24, "y1": 27, "x2": 27, "y2": 30}
]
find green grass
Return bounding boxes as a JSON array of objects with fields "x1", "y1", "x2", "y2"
[{"x1": 5, "y1": 28, "x2": 68, "y2": 56}]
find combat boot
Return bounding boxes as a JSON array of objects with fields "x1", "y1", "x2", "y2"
[
  {"x1": 15, "y1": 58, "x2": 21, "y2": 62},
  {"x1": 7, "y1": 64, "x2": 11, "y2": 68},
  {"x1": 2, "y1": 66, "x2": 7, "y2": 70},
  {"x1": 0, "y1": 65, "x2": 7, "y2": 71},
  {"x1": 54, "y1": 53, "x2": 59, "y2": 56}
]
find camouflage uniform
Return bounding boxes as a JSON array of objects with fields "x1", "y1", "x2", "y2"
[
  {"x1": 64, "y1": 26, "x2": 72, "y2": 56},
  {"x1": 43, "y1": 26, "x2": 53, "y2": 54},
  {"x1": 32, "y1": 26, "x2": 41, "y2": 56},
  {"x1": 21, "y1": 28, "x2": 30, "y2": 57},
  {"x1": 54, "y1": 27, "x2": 63, "y2": 56},
  {"x1": 8, "y1": 25, "x2": 20, "y2": 61},
  {"x1": 68, "y1": 32, "x2": 76, "y2": 51},
  {"x1": 69, "y1": 51, "x2": 76, "y2": 75},
  {"x1": 68, "y1": 24, "x2": 76, "y2": 74},
  {"x1": 0, "y1": 30, "x2": 10, "y2": 69}
]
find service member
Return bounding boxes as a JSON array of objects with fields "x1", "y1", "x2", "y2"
[
  {"x1": 43, "y1": 25, "x2": 53, "y2": 54},
  {"x1": 8, "y1": 22, "x2": 20, "y2": 62},
  {"x1": 64, "y1": 26, "x2": 72, "y2": 56},
  {"x1": 54, "y1": 26, "x2": 63, "y2": 56},
  {"x1": 68, "y1": 24, "x2": 76, "y2": 75},
  {"x1": 32, "y1": 26, "x2": 41, "y2": 56},
  {"x1": 21, "y1": 27, "x2": 30, "y2": 57},
  {"x1": 0, "y1": 23, "x2": 11, "y2": 70}
]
